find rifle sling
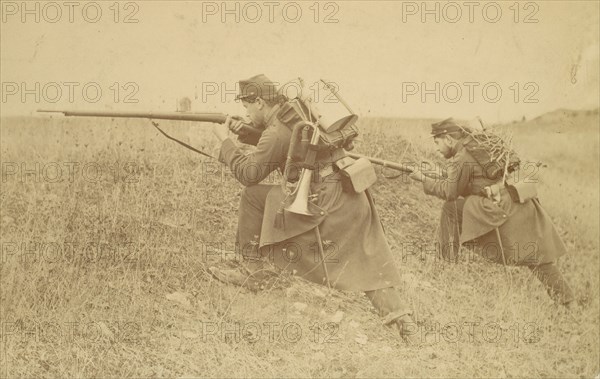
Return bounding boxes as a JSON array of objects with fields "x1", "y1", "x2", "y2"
[{"x1": 150, "y1": 121, "x2": 215, "y2": 159}]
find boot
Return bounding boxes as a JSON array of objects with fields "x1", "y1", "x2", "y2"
[
  {"x1": 208, "y1": 260, "x2": 279, "y2": 292},
  {"x1": 528, "y1": 262, "x2": 575, "y2": 306},
  {"x1": 382, "y1": 310, "x2": 418, "y2": 344}
]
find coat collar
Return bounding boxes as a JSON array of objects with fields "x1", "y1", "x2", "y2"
[{"x1": 264, "y1": 104, "x2": 281, "y2": 126}]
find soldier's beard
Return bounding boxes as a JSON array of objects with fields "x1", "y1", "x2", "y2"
[
  {"x1": 439, "y1": 145, "x2": 459, "y2": 159},
  {"x1": 437, "y1": 147, "x2": 455, "y2": 159},
  {"x1": 442, "y1": 150, "x2": 455, "y2": 159}
]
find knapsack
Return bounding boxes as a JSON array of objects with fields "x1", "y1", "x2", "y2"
[{"x1": 462, "y1": 130, "x2": 521, "y2": 181}]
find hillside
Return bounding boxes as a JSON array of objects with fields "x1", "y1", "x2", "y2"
[{"x1": 0, "y1": 110, "x2": 598, "y2": 378}]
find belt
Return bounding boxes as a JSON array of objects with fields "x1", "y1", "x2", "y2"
[{"x1": 318, "y1": 163, "x2": 335, "y2": 179}]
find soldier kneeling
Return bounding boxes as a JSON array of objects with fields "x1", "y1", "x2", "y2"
[
  {"x1": 409, "y1": 118, "x2": 575, "y2": 307},
  {"x1": 211, "y1": 74, "x2": 417, "y2": 342}
]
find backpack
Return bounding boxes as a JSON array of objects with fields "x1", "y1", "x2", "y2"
[{"x1": 462, "y1": 130, "x2": 521, "y2": 181}]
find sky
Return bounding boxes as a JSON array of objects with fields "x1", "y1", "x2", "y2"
[{"x1": 1, "y1": 0, "x2": 598, "y2": 123}]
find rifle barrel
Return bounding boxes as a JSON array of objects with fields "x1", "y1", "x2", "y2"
[
  {"x1": 37, "y1": 109, "x2": 228, "y2": 124},
  {"x1": 347, "y1": 152, "x2": 413, "y2": 173}
]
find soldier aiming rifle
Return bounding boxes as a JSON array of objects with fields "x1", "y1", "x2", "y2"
[{"x1": 210, "y1": 74, "x2": 417, "y2": 341}]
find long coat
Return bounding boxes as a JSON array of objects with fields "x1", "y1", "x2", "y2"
[
  {"x1": 219, "y1": 104, "x2": 401, "y2": 291},
  {"x1": 421, "y1": 143, "x2": 567, "y2": 266}
]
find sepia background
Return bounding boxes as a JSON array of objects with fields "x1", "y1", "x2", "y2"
[
  {"x1": 1, "y1": 1, "x2": 598, "y2": 122},
  {"x1": 1, "y1": 1, "x2": 599, "y2": 378}
]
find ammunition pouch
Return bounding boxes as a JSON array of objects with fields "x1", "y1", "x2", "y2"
[
  {"x1": 505, "y1": 180, "x2": 538, "y2": 203},
  {"x1": 336, "y1": 156, "x2": 377, "y2": 193}
]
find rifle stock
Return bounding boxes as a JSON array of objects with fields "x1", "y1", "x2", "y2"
[
  {"x1": 37, "y1": 109, "x2": 263, "y2": 145},
  {"x1": 346, "y1": 152, "x2": 414, "y2": 173}
]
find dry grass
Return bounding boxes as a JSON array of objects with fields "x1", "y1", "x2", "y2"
[{"x1": 0, "y1": 111, "x2": 598, "y2": 378}]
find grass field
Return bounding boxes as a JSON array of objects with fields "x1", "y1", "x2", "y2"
[{"x1": 1, "y1": 109, "x2": 598, "y2": 378}]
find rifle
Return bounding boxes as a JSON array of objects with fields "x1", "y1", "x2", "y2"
[
  {"x1": 346, "y1": 152, "x2": 414, "y2": 174},
  {"x1": 37, "y1": 109, "x2": 433, "y2": 179},
  {"x1": 347, "y1": 152, "x2": 445, "y2": 180},
  {"x1": 37, "y1": 109, "x2": 264, "y2": 153}
]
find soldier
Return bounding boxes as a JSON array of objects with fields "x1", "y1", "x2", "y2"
[
  {"x1": 408, "y1": 118, "x2": 575, "y2": 307},
  {"x1": 211, "y1": 74, "x2": 416, "y2": 341}
]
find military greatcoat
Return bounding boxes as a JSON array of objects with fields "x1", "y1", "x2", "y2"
[
  {"x1": 219, "y1": 104, "x2": 402, "y2": 291},
  {"x1": 422, "y1": 142, "x2": 567, "y2": 265}
]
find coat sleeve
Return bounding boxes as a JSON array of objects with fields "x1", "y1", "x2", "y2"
[
  {"x1": 219, "y1": 128, "x2": 286, "y2": 186},
  {"x1": 422, "y1": 157, "x2": 475, "y2": 200}
]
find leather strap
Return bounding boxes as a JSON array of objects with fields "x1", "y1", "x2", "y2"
[{"x1": 150, "y1": 121, "x2": 215, "y2": 159}]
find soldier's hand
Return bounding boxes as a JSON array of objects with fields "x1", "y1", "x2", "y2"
[
  {"x1": 409, "y1": 168, "x2": 425, "y2": 182},
  {"x1": 420, "y1": 159, "x2": 437, "y2": 170},
  {"x1": 229, "y1": 115, "x2": 246, "y2": 134}
]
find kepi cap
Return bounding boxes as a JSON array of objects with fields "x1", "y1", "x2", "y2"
[
  {"x1": 236, "y1": 74, "x2": 279, "y2": 101},
  {"x1": 430, "y1": 117, "x2": 463, "y2": 137}
]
